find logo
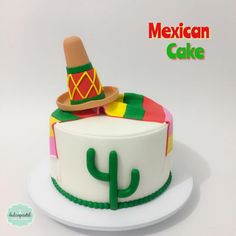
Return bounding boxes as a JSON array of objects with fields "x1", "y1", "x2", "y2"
[
  {"x1": 148, "y1": 22, "x2": 210, "y2": 60},
  {"x1": 7, "y1": 203, "x2": 34, "y2": 227}
]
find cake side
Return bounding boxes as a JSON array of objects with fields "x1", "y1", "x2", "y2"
[{"x1": 50, "y1": 116, "x2": 170, "y2": 206}]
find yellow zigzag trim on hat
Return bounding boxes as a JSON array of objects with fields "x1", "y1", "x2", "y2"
[{"x1": 67, "y1": 68, "x2": 102, "y2": 100}]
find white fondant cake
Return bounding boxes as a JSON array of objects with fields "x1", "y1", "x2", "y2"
[
  {"x1": 51, "y1": 116, "x2": 171, "y2": 203},
  {"x1": 49, "y1": 36, "x2": 173, "y2": 210}
]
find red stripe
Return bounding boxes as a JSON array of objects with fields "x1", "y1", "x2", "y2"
[
  {"x1": 72, "y1": 108, "x2": 101, "y2": 118},
  {"x1": 143, "y1": 96, "x2": 165, "y2": 122}
]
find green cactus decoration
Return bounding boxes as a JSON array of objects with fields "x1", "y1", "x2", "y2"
[{"x1": 86, "y1": 148, "x2": 140, "y2": 210}]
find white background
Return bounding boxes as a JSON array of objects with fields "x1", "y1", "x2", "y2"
[{"x1": 0, "y1": 0, "x2": 236, "y2": 235}]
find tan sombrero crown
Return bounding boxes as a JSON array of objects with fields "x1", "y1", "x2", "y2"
[{"x1": 56, "y1": 36, "x2": 119, "y2": 111}]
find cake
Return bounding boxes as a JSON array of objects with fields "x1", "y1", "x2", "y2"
[{"x1": 49, "y1": 36, "x2": 173, "y2": 210}]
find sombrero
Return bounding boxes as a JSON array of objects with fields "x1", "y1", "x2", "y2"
[{"x1": 56, "y1": 36, "x2": 119, "y2": 111}]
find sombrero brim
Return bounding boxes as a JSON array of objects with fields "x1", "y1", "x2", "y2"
[{"x1": 56, "y1": 86, "x2": 119, "y2": 111}]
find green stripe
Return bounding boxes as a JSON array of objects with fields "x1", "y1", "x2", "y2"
[
  {"x1": 124, "y1": 106, "x2": 145, "y2": 120},
  {"x1": 123, "y1": 93, "x2": 145, "y2": 120},
  {"x1": 51, "y1": 109, "x2": 80, "y2": 122},
  {"x1": 70, "y1": 92, "x2": 105, "y2": 105},
  {"x1": 51, "y1": 172, "x2": 172, "y2": 210},
  {"x1": 123, "y1": 93, "x2": 144, "y2": 106},
  {"x1": 66, "y1": 62, "x2": 93, "y2": 74}
]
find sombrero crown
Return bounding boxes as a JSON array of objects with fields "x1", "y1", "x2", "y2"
[{"x1": 57, "y1": 36, "x2": 118, "y2": 111}]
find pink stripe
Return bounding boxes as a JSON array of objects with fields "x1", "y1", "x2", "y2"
[
  {"x1": 50, "y1": 136, "x2": 58, "y2": 158},
  {"x1": 163, "y1": 107, "x2": 173, "y2": 135},
  {"x1": 142, "y1": 96, "x2": 173, "y2": 157}
]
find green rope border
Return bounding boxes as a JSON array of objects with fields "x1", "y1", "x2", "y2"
[
  {"x1": 66, "y1": 62, "x2": 93, "y2": 74},
  {"x1": 51, "y1": 172, "x2": 172, "y2": 210},
  {"x1": 70, "y1": 92, "x2": 105, "y2": 105}
]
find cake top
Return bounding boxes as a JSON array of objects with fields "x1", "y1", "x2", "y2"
[{"x1": 55, "y1": 116, "x2": 167, "y2": 138}]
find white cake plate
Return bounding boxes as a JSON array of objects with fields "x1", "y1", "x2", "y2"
[{"x1": 28, "y1": 160, "x2": 193, "y2": 231}]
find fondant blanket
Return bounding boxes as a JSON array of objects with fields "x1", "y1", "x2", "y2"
[{"x1": 49, "y1": 93, "x2": 173, "y2": 158}]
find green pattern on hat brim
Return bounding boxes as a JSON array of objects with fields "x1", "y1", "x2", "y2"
[{"x1": 70, "y1": 92, "x2": 105, "y2": 105}]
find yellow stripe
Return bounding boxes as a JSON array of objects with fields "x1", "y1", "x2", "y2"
[
  {"x1": 167, "y1": 134, "x2": 173, "y2": 154},
  {"x1": 116, "y1": 94, "x2": 124, "y2": 103},
  {"x1": 49, "y1": 116, "x2": 59, "y2": 136},
  {"x1": 105, "y1": 101, "x2": 127, "y2": 117}
]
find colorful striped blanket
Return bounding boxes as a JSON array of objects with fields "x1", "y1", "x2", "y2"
[{"x1": 49, "y1": 93, "x2": 173, "y2": 158}]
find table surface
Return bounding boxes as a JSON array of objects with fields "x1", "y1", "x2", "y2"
[{"x1": 0, "y1": 0, "x2": 236, "y2": 235}]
